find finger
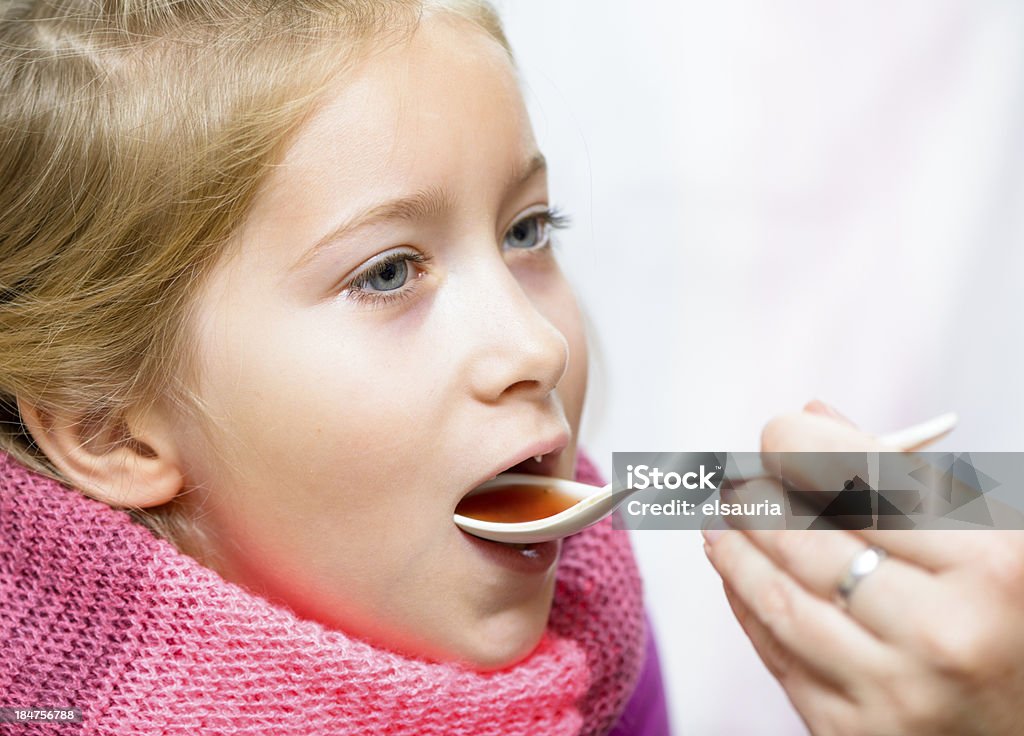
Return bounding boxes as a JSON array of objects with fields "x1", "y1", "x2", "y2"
[
  {"x1": 722, "y1": 581, "x2": 799, "y2": 683},
  {"x1": 761, "y1": 411, "x2": 882, "y2": 457},
  {"x1": 761, "y1": 410, "x2": 953, "y2": 478},
  {"x1": 849, "y1": 528, "x2": 997, "y2": 570},
  {"x1": 779, "y1": 672, "x2": 859, "y2": 736},
  {"x1": 728, "y1": 475, "x2": 973, "y2": 573},
  {"x1": 735, "y1": 527, "x2": 947, "y2": 646},
  {"x1": 717, "y1": 477, "x2": 788, "y2": 530},
  {"x1": 759, "y1": 412, "x2": 1024, "y2": 567},
  {"x1": 761, "y1": 413, "x2": 894, "y2": 503},
  {"x1": 706, "y1": 527, "x2": 890, "y2": 690},
  {"x1": 722, "y1": 581, "x2": 857, "y2": 706},
  {"x1": 802, "y1": 398, "x2": 858, "y2": 428},
  {"x1": 726, "y1": 580, "x2": 862, "y2": 736},
  {"x1": 796, "y1": 402, "x2": 955, "y2": 450}
]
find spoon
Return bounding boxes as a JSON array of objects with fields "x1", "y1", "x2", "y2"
[{"x1": 454, "y1": 412, "x2": 958, "y2": 544}]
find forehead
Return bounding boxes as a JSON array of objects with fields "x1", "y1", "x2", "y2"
[{"x1": 253, "y1": 14, "x2": 534, "y2": 219}]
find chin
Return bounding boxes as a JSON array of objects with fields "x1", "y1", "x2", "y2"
[
  {"x1": 460, "y1": 625, "x2": 548, "y2": 672},
  {"x1": 455, "y1": 587, "x2": 556, "y2": 671}
]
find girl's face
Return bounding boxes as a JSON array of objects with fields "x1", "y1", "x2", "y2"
[{"x1": 169, "y1": 15, "x2": 587, "y2": 668}]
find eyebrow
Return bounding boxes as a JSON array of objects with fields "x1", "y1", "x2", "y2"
[{"x1": 291, "y1": 152, "x2": 547, "y2": 273}]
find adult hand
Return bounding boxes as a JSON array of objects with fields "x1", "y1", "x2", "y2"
[{"x1": 702, "y1": 401, "x2": 1024, "y2": 735}]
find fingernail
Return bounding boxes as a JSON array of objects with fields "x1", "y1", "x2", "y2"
[
  {"x1": 701, "y1": 516, "x2": 730, "y2": 545},
  {"x1": 703, "y1": 528, "x2": 725, "y2": 545},
  {"x1": 806, "y1": 398, "x2": 857, "y2": 427}
]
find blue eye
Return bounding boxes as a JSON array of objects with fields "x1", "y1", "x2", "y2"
[
  {"x1": 364, "y1": 258, "x2": 408, "y2": 291},
  {"x1": 505, "y1": 216, "x2": 544, "y2": 249},
  {"x1": 503, "y1": 207, "x2": 570, "y2": 251},
  {"x1": 345, "y1": 250, "x2": 429, "y2": 306}
]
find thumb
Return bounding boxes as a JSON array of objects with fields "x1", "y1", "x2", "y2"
[{"x1": 802, "y1": 398, "x2": 858, "y2": 429}]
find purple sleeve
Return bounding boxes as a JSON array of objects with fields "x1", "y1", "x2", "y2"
[{"x1": 607, "y1": 614, "x2": 672, "y2": 736}]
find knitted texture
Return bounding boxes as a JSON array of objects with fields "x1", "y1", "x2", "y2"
[{"x1": 0, "y1": 450, "x2": 645, "y2": 735}]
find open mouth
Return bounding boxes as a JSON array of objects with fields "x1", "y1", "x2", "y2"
[
  {"x1": 457, "y1": 439, "x2": 567, "y2": 513},
  {"x1": 502, "y1": 449, "x2": 562, "y2": 480},
  {"x1": 455, "y1": 440, "x2": 568, "y2": 570},
  {"x1": 490, "y1": 434, "x2": 569, "y2": 485}
]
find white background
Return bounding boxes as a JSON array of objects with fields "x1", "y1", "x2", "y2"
[{"x1": 500, "y1": 2, "x2": 1024, "y2": 733}]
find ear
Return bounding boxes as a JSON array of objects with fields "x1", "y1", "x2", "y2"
[{"x1": 17, "y1": 398, "x2": 185, "y2": 508}]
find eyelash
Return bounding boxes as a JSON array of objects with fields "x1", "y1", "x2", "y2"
[{"x1": 343, "y1": 206, "x2": 571, "y2": 307}]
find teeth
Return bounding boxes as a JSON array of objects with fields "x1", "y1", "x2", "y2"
[{"x1": 534, "y1": 455, "x2": 543, "y2": 463}]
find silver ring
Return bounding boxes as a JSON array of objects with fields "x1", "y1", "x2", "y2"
[{"x1": 835, "y1": 546, "x2": 887, "y2": 609}]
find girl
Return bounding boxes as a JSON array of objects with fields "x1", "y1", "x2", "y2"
[{"x1": 0, "y1": 1, "x2": 667, "y2": 734}]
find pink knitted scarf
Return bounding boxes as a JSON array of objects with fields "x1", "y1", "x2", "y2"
[{"x1": 0, "y1": 450, "x2": 645, "y2": 735}]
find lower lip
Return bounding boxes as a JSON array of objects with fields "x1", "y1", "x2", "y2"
[{"x1": 459, "y1": 529, "x2": 561, "y2": 574}]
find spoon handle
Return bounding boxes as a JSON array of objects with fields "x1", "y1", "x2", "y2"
[
  {"x1": 453, "y1": 412, "x2": 960, "y2": 545},
  {"x1": 875, "y1": 411, "x2": 957, "y2": 451}
]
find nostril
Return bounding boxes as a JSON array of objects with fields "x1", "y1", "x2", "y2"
[
  {"x1": 501, "y1": 379, "x2": 549, "y2": 400},
  {"x1": 465, "y1": 294, "x2": 569, "y2": 403}
]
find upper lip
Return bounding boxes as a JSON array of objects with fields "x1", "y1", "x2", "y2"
[{"x1": 464, "y1": 432, "x2": 570, "y2": 499}]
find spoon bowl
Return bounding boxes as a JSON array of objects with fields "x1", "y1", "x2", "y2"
[
  {"x1": 454, "y1": 412, "x2": 958, "y2": 544},
  {"x1": 454, "y1": 474, "x2": 616, "y2": 544}
]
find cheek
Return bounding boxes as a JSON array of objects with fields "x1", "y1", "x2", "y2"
[
  {"x1": 175, "y1": 310, "x2": 446, "y2": 589},
  {"x1": 183, "y1": 297, "x2": 427, "y2": 501},
  {"x1": 544, "y1": 279, "x2": 589, "y2": 426}
]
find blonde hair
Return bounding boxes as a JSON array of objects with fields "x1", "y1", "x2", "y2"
[{"x1": 0, "y1": 0, "x2": 510, "y2": 541}]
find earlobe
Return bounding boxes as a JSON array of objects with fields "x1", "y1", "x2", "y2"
[{"x1": 17, "y1": 399, "x2": 184, "y2": 508}]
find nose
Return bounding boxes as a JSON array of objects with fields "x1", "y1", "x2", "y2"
[{"x1": 458, "y1": 255, "x2": 570, "y2": 404}]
